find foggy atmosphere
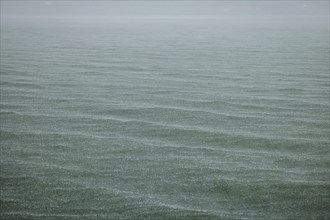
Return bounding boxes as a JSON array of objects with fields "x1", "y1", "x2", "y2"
[{"x1": 1, "y1": 1, "x2": 329, "y2": 219}]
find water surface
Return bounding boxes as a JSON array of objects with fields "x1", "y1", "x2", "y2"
[{"x1": 1, "y1": 17, "x2": 329, "y2": 219}]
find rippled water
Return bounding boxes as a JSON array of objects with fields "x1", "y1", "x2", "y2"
[{"x1": 1, "y1": 17, "x2": 329, "y2": 219}]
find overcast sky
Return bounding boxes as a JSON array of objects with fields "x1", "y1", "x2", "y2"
[{"x1": 1, "y1": 1, "x2": 329, "y2": 19}]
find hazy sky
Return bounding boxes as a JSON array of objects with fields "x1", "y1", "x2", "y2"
[{"x1": 1, "y1": 1, "x2": 329, "y2": 19}]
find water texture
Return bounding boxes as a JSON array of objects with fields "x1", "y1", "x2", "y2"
[{"x1": 1, "y1": 17, "x2": 329, "y2": 219}]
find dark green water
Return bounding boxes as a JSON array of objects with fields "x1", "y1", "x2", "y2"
[{"x1": 1, "y1": 17, "x2": 329, "y2": 219}]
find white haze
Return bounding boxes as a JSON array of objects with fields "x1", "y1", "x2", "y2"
[{"x1": 1, "y1": 1, "x2": 329, "y2": 20}]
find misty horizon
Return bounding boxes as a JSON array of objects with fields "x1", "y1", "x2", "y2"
[{"x1": 1, "y1": 1, "x2": 329, "y2": 20}]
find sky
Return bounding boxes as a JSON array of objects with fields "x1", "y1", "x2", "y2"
[{"x1": 1, "y1": 1, "x2": 329, "y2": 19}]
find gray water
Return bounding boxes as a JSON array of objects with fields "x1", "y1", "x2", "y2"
[{"x1": 1, "y1": 17, "x2": 329, "y2": 219}]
